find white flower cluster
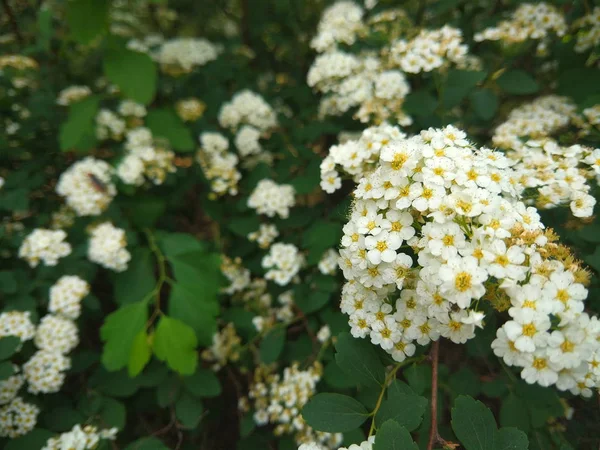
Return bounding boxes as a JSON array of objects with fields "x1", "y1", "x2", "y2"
[
  {"x1": 474, "y1": 3, "x2": 566, "y2": 45},
  {"x1": 0, "y1": 311, "x2": 35, "y2": 343},
  {"x1": 0, "y1": 397, "x2": 39, "y2": 438},
  {"x1": 246, "y1": 363, "x2": 343, "y2": 449},
  {"x1": 389, "y1": 26, "x2": 470, "y2": 74},
  {"x1": 56, "y1": 157, "x2": 116, "y2": 216},
  {"x1": 262, "y1": 243, "x2": 304, "y2": 286},
  {"x1": 201, "y1": 323, "x2": 242, "y2": 371},
  {"x1": 118, "y1": 100, "x2": 147, "y2": 118},
  {"x1": 299, "y1": 436, "x2": 375, "y2": 450},
  {"x1": 41, "y1": 424, "x2": 118, "y2": 450},
  {"x1": 117, "y1": 127, "x2": 176, "y2": 186},
  {"x1": 22, "y1": 349, "x2": 71, "y2": 395},
  {"x1": 196, "y1": 132, "x2": 241, "y2": 196},
  {"x1": 310, "y1": 1, "x2": 365, "y2": 53},
  {"x1": 248, "y1": 223, "x2": 279, "y2": 249},
  {"x1": 320, "y1": 123, "x2": 405, "y2": 193},
  {"x1": 56, "y1": 85, "x2": 91, "y2": 106},
  {"x1": 574, "y1": 7, "x2": 600, "y2": 54},
  {"x1": 0, "y1": 367, "x2": 24, "y2": 405},
  {"x1": 318, "y1": 249, "x2": 338, "y2": 275},
  {"x1": 48, "y1": 276, "x2": 89, "y2": 320},
  {"x1": 252, "y1": 289, "x2": 296, "y2": 333},
  {"x1": 218, "y1": 90, "x2": 277, "y2": 132},
  {"x1": 155, "y1": 38, "x2": 220, "y2": 74},
  {"x1": 87, "y1": 222, "x2": 131, "y2": 272},
  {"x1": 34, "y1": 315, "x2": 78, "y2": 355},
  {"x1": 248, "y1": 179, "x2": 296, "y2": 219},
  {"x1": 96, "y1": 108, "x2": 126, "y2": 141},
  {"x1": 307, "y1": 51, "x2": 411, "y2": 124},
  {"x1": 221, "y1": 256, "x2": 251, "y2": 295},
  {"x1": 18, "y1": 228, "x2": 71, "y2": 268},
  {"x1": 338, "y1": 125, "x2": 600, "y2": 394}
]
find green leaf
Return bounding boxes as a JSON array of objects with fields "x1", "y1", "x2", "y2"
[
  {"x1": 168, "y1": 283, "x2": 218, "y2": 346},
  {"x1": 373, "y1": 420, "x2": 418, "y2": 450},
  {"x1": 113, "y1": 248, "x2": 155, "y2": 306},
  {"x1": 495, "y1": 428, "x2": 529, "y2": 450},
  {"x1": 104, "y1": 47, "x2": 157, "y2": 105},
  {"x1": 303, "y1": 221, "x2": 340, "y2": 256},
  {"x1": 153, "y1": 316, "x2": 198, "y2": 375},
  {"x1": 183, "y1": 368, "x2": 222, "y2": 398},
  {"x1": 451, "y1": 395, "x2": 497, "y2": 450},
  {"x1": 260, "y1": 327, "x2": 285, "y2": 364},
  {"x1": 175, "y1": 392, "x2": 204, "y2": 429},
  {"x1": 100, "y1": 300, "x2": 148, "y2": 371},
  {"x1": 66, "y1": 0, "x2": 108, "y2": 44},
  {"x1": 500, "y1": 394, "x2": 530, "y2": 433},
  {"x1": 124, "y1": 437, "x2": 170, "y2": 450},
  {"x1": 403, "y1": 91, "x2": 438, "y2": 116},
  {"x1": 59, "y1": 95, "x2": 99, "y2": 152},
  {"x1": 42, "y1": 407, "x2": 85, "y2": 432},
  {"x1": 442, "y1": 70, "x2": 487, "y2": 109},
  {"x1": 127, "y1": 331, "x2": 152, "y2": 377},
  {"x1": 0, "y1": 361, "x2": 15, "y2": 380},
  {"x1": 0, "y1": 271, "x2": 17, "y2": 294},
  {"x1": 335, "y1": 332, "x2": 385, "y2": 388},
  {"x1": 0, "y1": 336, "x2": 21, "y2": 360},
  {"x1": 156, "y1": 374, "x2": 182, "y2": 407},
  {"x1": 497, "y1": 70, "x2": 539, "y2": 95},
  {"x1": 146, "y1": 109, "x2": 195, "y2": 151},
  {"x1": 5, "y1": 429, "x2": 55, "y2": 450},
  {"x1": 470, "y1": 89, "x2": 498, "y2": 120},
  {"x1": 295, "y1": 290, "x2": 330, "y2": 314},
  {"x1": 37, "y1": 6, "x2": 53, "y2": 51},
  {"x1": 302, "y1": 393, "x2": 369, "y2": 433},
  {"x1": 376, "y1": 385, "x2": 427, "y2": 432},
  {"x1": 99, "y1": 398, "x2": 127, "y2": 430}
]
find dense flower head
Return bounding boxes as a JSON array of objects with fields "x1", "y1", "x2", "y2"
[
  {"x1": 48, "y1": 275, "x2": 89, "y2": 320},
  {"x1": 23, "y1": 350, "x2": 71, "y2": 394},
  {"x1": 197, "y1": 131, "x2": 241, "y2": 196},
  {"x1": 201, "y1": 323, "x2": 242, "y2": 371},
  {"x1": 573, "y1": 7, "x2": 600, "y2": 54},
  {"x1": 310, "y1": 1, "x2": 365, "y2": 53},
  {"x1": 56, "y1": 157, "x2": 116, "y2": 216},
  {"x1": 0, "y1": 311, "x2": 35, "y2": 342},
  {"x1": 0, "y1": 368, "x2": 24, "y2": 405},
  {"x1": 34, "y1": 314, "x2": 79, "y2": 355},
  {"x1": 96, "y1": 108, "x2": 126, "y2": 141},
  {"x1": 246, "y1": 362, "x2": 342, "y2": 448},
  {"x1": 218, "y1": 90, "x2": 278, "y2": 132},
  {"x1": 248, "y1": 179, "x2": 296, "y2": 219},
  {"x1": 87, "y1": 222, "x2": 131, "y2": 272},
  {"x1": 248, "y1": 223, "x2": 279, "y2": 249},
  {"x1": 0, "y1": 397, "x2": 39, "y2": 438},
  {"x1": 18, "y1": 228, "x2": 72, "y2": 268},
  {"x1": 339, "y1": 125, "x2": 600, "y2": 393},
  {"x1": 41, "y1": 424, "x2": 118, "y2": 450},
  {"x1": 262, "y1": 243, "x2": 304, "y2": 286},
  {"x1": 155, "y1": 37, "x2": 220, "y2": 74},
  {"x1": 56, "y1": 85, "x2": 91, "y2": 106}
]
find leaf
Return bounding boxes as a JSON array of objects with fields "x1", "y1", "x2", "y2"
[
  {"x1": 0, "y1": 271, "x2": 17, "y2": 294},
  {"x1": 259, "y1": 327, "x2": 285, "y2": 364},
  {"x1": 124, "y1": 437, "x2": 170, "y2": 450},
  {"x1": 37, "y1": 6, "x2": 52, "y2": 51},
  {"x1": 295, "y1": 290, "x2": 330, "y2": 314},
  {"x1": 5, "y1": 429, "x2": 55, "y2": 450},
  {"x1": 146, "y1": 109, "x2": 195, "y2": 151},
  {"x1": 156, "y1": 374, "x2": 181, "y2": 407},
  {"x1": 497, "y1": 70, "x2": 539, "y2": 95},
  {"x1": 104, "y1": 46, "x2": 157, "y2": 105},
  {"x1": 302, "y1": 393, "x2": 369, "y2": 433},
  {"x1": 500, "y1": 394, "x2": 530, "y2": 433},
  {"x1": 0, "y1": 336, "x2": 21, "y2": 360},
  {"x1": 335, "y1": 332, "x2": 385, "y2": 388},
  {"x1": 127, "y1": 331, "x2": 152, "y2": 377},
  {"x1": 42, "y1": 407, "x2": 85, "y2": 432},
  {"x1": 153, "y1": 316, "x2": 198, "y2": 375},
  {"x1": 451, "y1": 396, "x2": 497, "y2": 450},
  {"x1": 495, "y1": 428, "x2": 529, "y2": 450},
  {"x1": 175, "y1": 393, "x2": 204, "y2": 429},
  {"x1": 99, "y1": 398, "x2": 127, "y2": 430},
  {"x1": 0, "y1": 361, "x2": 15, "y2": 380},
  {"x1": 66, "y1": 0, "x2": 108, "y2": 44},
  {"x1": 59, "y1": 95, "x2": 99, "y2": 152},
  {"x1": 168, "y1": 283, "x2": 218, "y2": 346},
  {"x1": 375, "y1": 386, "x2": 427, "y2": 432},
  {"x1": 442, "y1": 70, "x2": 487, "y2": 109},
  {"x1": 183, "y1": 368, "x2": 222, "y2": 398},
  {"x1": 303, "y1": 221, "x2": 341, "y2": 256},
  {"x1": 373, "y1": 420, "x2": 418, "y2": 450},
  {"x1": 470, "y1": 89, "x2": 498, "y2": 120},
  {"x1": 100, "y1": 300, "x2": 148, "y2": 371},
  {"x1": 113, "y1": 248, "x2": 155, "y2": 306},
  {"x1": 403, "y1": 90, "x2": 438, "y2": 116}
]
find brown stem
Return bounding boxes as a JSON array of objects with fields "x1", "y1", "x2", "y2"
[
  {"x1": 240, "y1": 0, "x2": 252, "y2": 49},
  {"x1": 2, "y1": 0, "x2": 24, "y2": 45},
  {"x1": 427, "y1": 340, "x2": 441, "y2": 450}
]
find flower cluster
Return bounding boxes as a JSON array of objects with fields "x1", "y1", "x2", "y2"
[
  {"x1": 318, "y1": 249, "x2": 339, "y2": 275},
  {"x1": 338, "y1": 125, "x2": 600, "y2": 394},
  {"x1": 218, "y1": 90, "x2": 278, "y2": 132},
  {"x1": 18, "y1": 228, "x2": 71, "y2": 268},
  {"x1": 310, "y1": 1, "x2": 365, "y2": 53},
  {"x1": 201, "y1": 323, "x2": 242, "y2": 371},
  {"x1": 175, "y1": 97, "x2": 206, "y2": 122},
  {"x1": 56, "y1": 157, "x2": 116, "y2": 216},
  {"x1": 0, "y1": 397, "x2": 39, "y2": 438},
  {"x1": 320, "y1": 123, "x2": 405, "y2": 193},
  {"x1": 474, "y1": 3, "x2": 567, "y2": 47},
  {"x1": 248, "y1": 179, "x2": 296, "y2": 219},
  {"x1": 87, "y1": 222, "x2": 131, "y2": 272},
  {"x1": 0, "y1": 311, "x2": 35, "y2": 343},
  {"x1": 155, "y1": 38, "x2": 221, "y2": 75},
  {"x1": 117, "y1": 127, "x2": 176, "y2": 186},
  {"x1": 96, "y1": 108, "x2": 126, "y2": 141},
  {"x1": 244, "y1": 362, "x2": 343, "y2": 448},
  {"x1": 41, "y1": 424, "x2": 118, "y2": 450},
  {"x1": 56, "y1": 85, "x2": 91, "y2": 106},
  {"x1": 262, "y1": 243, "x2": 304, "y2": 286},
  {"x1": 248, "y1": 223, "x2": 279, "y2": 249},
  {"x1": 196, "y1": 132, "x2": 241, "y2": 196},
  {"x1": 299, "y1": 437, "x2": 375, "y2": 450},
  {"x1": 49, "y1": 275, "x2": 89, "y2": 322},
  {"x1": 574, "y1": 7, "x2": 600, "y2": 55}
]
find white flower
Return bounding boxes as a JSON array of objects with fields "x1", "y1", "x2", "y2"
[
  {"x1": 365, "y1": 230, "x2": 401, "y2": 264},
  {"x1": 461, "y1": 311, "x2": 485, "y2": 328},
  {"x1": 87, "y1": 223, "x2": 131, "y2": 272},
  {"x1": 19, "y1": 229, "x2": 72, "y2": 268},
  {"x1": 438, "y1": 256, "x2": 488, "y2": 308},
  {"x1": 502, "y1": 312, "x2": 550, "y2": 353}
]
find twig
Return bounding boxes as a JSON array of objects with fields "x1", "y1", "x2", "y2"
[
  {"x1": 2, "y1": 0, "x2": 24, "y2": 45},
  {"x1": 427, "y1": 340, "x2": 441, "y2": 450},
  {"x1": 240, "y1": 0, "x2": 252, "y2": 49}
]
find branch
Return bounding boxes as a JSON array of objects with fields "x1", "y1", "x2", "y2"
[
  {"x1": 427, "y1": 340, "x2": 457, "y2": 450},
  {"x1": 2, "y1": 0, "x2": 24, "y2": 45}
]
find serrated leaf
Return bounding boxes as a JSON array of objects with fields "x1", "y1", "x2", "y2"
[
  {"x1": 100, "y1": 300, "x2": 148, "y2": 371},
  {"x1": 153, "y1": 316, "x2": 198, "y2": 375},
  {"x1": 4, "y1": 429, "x2": 55, "y2": 450},
  {"x1": 183, "y1": 368, "x2": 222, "y2": 398},
  {"x1": 404, "y1": 90, "x2": 438, "y2": 116},
  {"x1": 442, "y1": 70, "x2": 487, "y2": 109},
  {"x1": 146, "y1": 109, "x2": 194, "y2": 151},
  {"x1": 113, "y1": 248, "x2": 155, "y2": 306},
  {"x1": 451, "y1": 395, "x2": 497, "y2": 450},
  {"x1": 66, "y1": 0, "x2": 108, "y2": 44},
  {"x1": 259, "y1": 327, "x2": 285, "y2": 364},
  {"x1": 375, "y1": 389, "x2": 427, "y2": 432},
  {"x1": 500, "y1": 394, "x2": 530, "y2": 433},
  {"x1": 59, "y1": 95, "x2": 99, "y2": 152},
  {"x1": 104, "y1": 47, "x2": 157, "y2": 104},
  {"x1": 127, "y1": 331, "x2": 152, "y2": 377},
  {"x1": 302, "y1": 393, "x2": 369, "y2": 433},
  {"x1": 373, "y1": 420, "x2": 418, "y2": 450},
  {"x1": 335, "y1": 332, "x2": 385, "y2": 388},
  {"x1": 0, "y1": 361, "x2": 15, "y2": 380},
  {"x1": 497, "y1": 70, "x2": 539, "y2": 95},
  {"x1": 495, "y1": 428, "x2": 528, "y2": 450},
  {"x1": 470, "y1": 89, "x2": 498, "y2": 120},
  {"x1": 168, "y1": 283, "x2": 218, "y2": 346},
  {"x1": 99, "y1": 398, "x2": 127, "y2": 430},
  {"x1": 0, "y1": 336, "x2": 21, "y2": 360},
  {"x1": 175, "y1": 393, "x2": 204, "y2": 429}
]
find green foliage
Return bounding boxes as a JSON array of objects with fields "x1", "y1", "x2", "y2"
[
  {"x1": 59, "y1": 96, "x2": 99, "y2": 152},
  {"x1": 153, "y1": 316, "x2": 198, "y2": 375},
  {"x1": 104, "y1": 46, "x2": 157, "y2": 105},
  {"x1": 302, "y1": 393, "x2": 369, "y2": 433},
  {"x1": 334, "y1": 332, "x2": 385, "y2": 388},
  {"x1": 373, "y1": 420, "x2": 418, "y2": 450}
]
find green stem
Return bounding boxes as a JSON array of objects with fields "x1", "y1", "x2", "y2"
[{"x1": 143, "y1": 228, "x2": 169, "y2": 328}]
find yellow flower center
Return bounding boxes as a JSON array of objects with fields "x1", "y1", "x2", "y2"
[
  {"x1": 454, "y1": 272, "x2": 472, "y2": 292},
  {"x1": 522, "y1": 323, "x2": 536, "y2": 337}
]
